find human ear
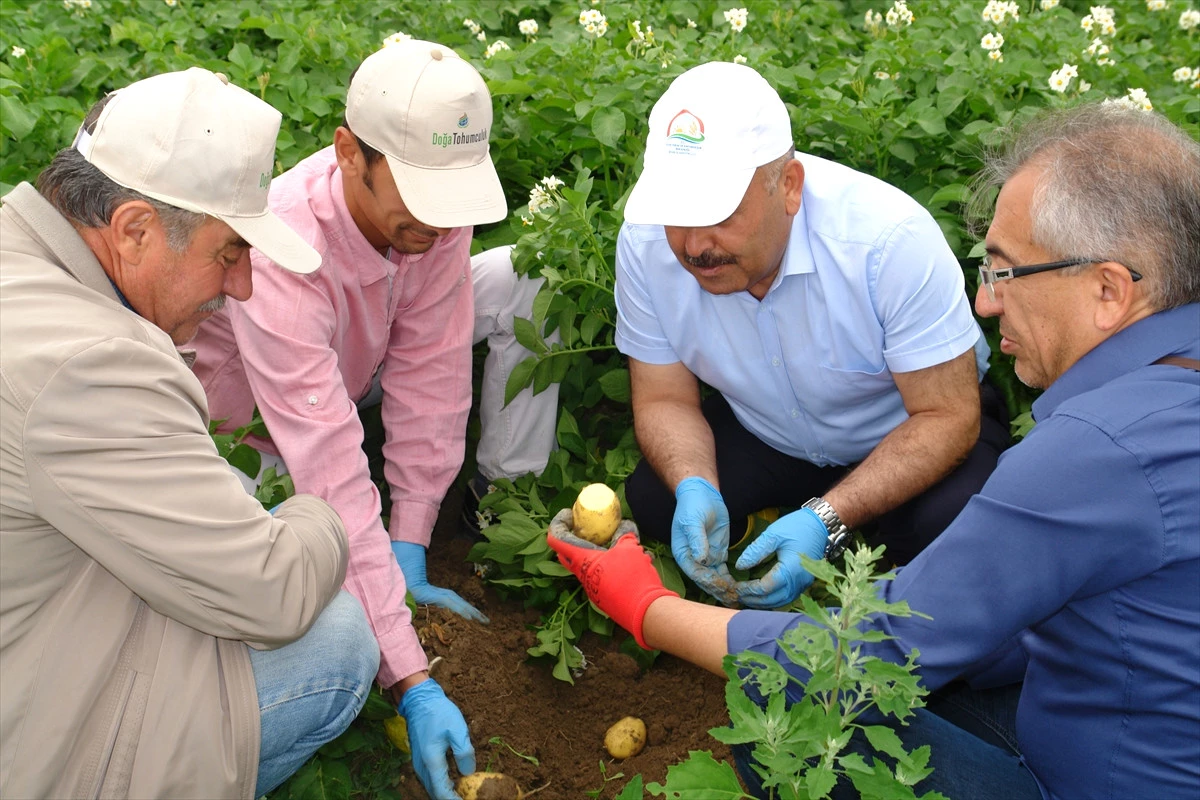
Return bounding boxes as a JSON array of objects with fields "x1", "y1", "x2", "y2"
[
  {"x1": 783, "y1": 158, "x2": 804, "y2": 215},
  {"x1": 333, "y1": 126, "x2": 364, "y2": 177},
  {"x1": 109, "y1": 201, "x2": 157, "y2": 265},
  {"x1": 1093, "y1": 261, "x2": 1137, "y2": 332}
]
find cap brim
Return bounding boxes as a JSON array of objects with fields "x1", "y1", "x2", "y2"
[
  {"x1": 221, "y1": 210, "x2": 321, "y2": 274},
  {"x1": 623, "y1": 162, "x2": 756, "y2": 227},
  {"x1": 386, "y1": 154, "x2": 508, "y2": 229}
]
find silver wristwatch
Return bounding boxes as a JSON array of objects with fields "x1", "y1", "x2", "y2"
[{"x1": 802, "y1": 497, "x2": 849, "y2": 561}]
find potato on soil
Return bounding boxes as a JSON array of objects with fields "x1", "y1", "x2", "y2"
[
  {"x1": 604, "y1": 716, "x2": 647, "y2": 759},
  {"x1": 571, "y1": 483, "x2": 622, "y2": 545},
  {"x1": 456, "y1": 771, "x2": 523, "y2": 800}
]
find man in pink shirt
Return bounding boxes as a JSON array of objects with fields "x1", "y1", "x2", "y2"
[{"x1": 189, "y1": 41, "x2": 550, "y2": 799}]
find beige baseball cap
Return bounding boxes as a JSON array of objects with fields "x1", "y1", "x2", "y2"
[
  {"x1": 73, "y1": 67, "x2": 320, "y2": 274},
  {"x1": 345, "y1": 40, "x2": 507, "y2": 229},
  {"x1": 624, "y1": 62, "x2": 795, "y2": 227}
]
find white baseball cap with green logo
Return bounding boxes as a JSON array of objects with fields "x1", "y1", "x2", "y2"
[
  {"x1": 625, "y1": 61, "x2": 795, "y2": 228},
  {"x1": 73, "y1": 67, "x2": 320, "y2": 274},
  {"x1": 345, "y1": 40, "x2": 507, "y2": 229}
]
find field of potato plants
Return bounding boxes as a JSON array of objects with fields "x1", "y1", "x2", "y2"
[{"x1": 3, "y1": 0, "x2": 1197, "y2": 797}]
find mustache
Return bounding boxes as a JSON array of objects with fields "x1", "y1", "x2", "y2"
[
  {"x1": 683, "y1": 251, "x2": 736, "y2": 269},
  {"x1": 197, "y1": 294, "x2": 227, "y2": 314}
]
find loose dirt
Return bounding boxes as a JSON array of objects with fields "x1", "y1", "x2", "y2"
[{"x1": 402, "y1": 513, "x2": 737, "y2": 799}]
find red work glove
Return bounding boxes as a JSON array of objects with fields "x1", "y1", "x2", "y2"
[{"x1": 546, "y1": 509, "x2": 678, "y2": 649}]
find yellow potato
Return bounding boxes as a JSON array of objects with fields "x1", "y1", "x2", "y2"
[
  {"x1": 603, "y1": 716, "x2": 647, "y2": 759},
  {"x1": 456, "y1": 772, "x2": 523, "y2": 800},
  {"x1": 382, "y1": 714, "x2": 409, "y2": 753},
  {"x1": 572, "y1": 483, "x2": 622, "y2": 545}
]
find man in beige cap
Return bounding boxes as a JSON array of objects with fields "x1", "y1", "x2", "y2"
[
  {"x1": 0, "y1": 68, "x2": 378, "y2": 799},
  {"x1": 189, "y1": 40, "x2": 534, "y2": 798}
]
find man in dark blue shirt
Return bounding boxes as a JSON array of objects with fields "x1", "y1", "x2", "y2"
[{"x1": 549, "y1": 103, "x2": 1200, "y2": 799}]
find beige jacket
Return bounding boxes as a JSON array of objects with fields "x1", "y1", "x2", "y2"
[{"x1": 0, "y1": 183, "x2": 349, "y2": 799}]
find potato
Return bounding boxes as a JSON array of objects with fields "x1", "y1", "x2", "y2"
[
  {"x1": 456, "y1": 772, "x2": 523, "y2": 800},
  {"x1": 604, "y1": 716, "x2": 647, "y2": 759},
  {"x1": 571, "y1": 483, "x2": 622, "y2": 545}
]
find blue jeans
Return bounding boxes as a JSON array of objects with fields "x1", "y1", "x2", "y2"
[
  {"x1": 733, "y1": 682, "x2": 1043, "y2": 800},
  {"x1": 250, "y1": 591, "x2": 380, "y2": 796}
]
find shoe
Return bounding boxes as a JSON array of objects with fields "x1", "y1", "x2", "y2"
[{"x1": 459, "y1": 472, "x2": 492, "y2": 540}]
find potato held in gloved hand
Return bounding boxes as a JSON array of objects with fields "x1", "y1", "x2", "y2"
[{"x1": 570, "y1": 483, "x2": 623, "y2": 544}]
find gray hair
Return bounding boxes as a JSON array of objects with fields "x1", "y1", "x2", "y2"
[
  {"x1": 968, "y1": 103, "x2": 1200, "y2": 310},
  {"x1": 35, "y1": 94, "x2": 208, "y2": 252},
  {"x1": 762, "y1": 145, "x2": 796, "y2": 195}
]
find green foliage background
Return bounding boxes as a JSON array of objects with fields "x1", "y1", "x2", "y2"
[{"x1": 3, "y1": 1, "x2": 1197, "y2": 796}]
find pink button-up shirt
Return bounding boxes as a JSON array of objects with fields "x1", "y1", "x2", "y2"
[{"x1": 191, "y1": 147, "x2": 474, "y2": 686}]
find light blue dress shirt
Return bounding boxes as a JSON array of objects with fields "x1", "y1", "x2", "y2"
[{"x1": 615, "y1": 153, "x2": 989, "y2": 466}]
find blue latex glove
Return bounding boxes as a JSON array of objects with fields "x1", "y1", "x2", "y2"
[
  {"x1": 734, "y1": 507, "x2": 828, "y2": 609},
  {"x1": 671, "y1": 477, "x2": 738, "y2": 605},
  {"x1": 392, "y1": 541, "x2": 489, "y2": 624},
  {"x1": 398, "y1": 678, "x2": 475, "y2": 800}
]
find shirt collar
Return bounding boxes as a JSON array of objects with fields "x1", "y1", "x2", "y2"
[
  {"x1": 778, "y1": 196, "x2": 816, "y2": 280},
  {"x1": 1033, "y1": 303, "x2": 1200, "y2": 420}
]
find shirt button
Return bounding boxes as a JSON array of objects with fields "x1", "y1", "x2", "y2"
[
  {"x1": 790, "y1": 408, "x2": 799, "y2": 418},
  {"x1": 307, "y1": 395, "x2": 318, "y2": 405},
  {"x1": 772, "y1": 357, "x2": 781, "y2": 367}
]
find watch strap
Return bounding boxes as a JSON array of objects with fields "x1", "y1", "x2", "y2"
[{"x1": 802, "y1": 497, "x2": 849, "y2": 561}]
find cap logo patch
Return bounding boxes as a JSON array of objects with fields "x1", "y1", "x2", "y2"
[
  {"x1": 457, "y1": 113, "x2": 469, "y2": 128},
  {"x1": 432, "y1": 126, "x2": 489, "y2": 149},
  {"x1": 665, "y1": 110, "x2": 704, "y2": 155},
  {"x1": 258, "y1": 172, "x2": 271, "y2": 189}
]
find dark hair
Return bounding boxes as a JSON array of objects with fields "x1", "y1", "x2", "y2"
[{"x1": 36, "y1": 92, "x2": 207, "y2": 250}]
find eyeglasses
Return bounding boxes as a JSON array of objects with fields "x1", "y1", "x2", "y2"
[{"x1": 978, "y1": 256, "x2": 1142, "y2": 301}]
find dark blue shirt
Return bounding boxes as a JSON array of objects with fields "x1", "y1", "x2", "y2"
[{"x1": 729, "y1": 304, "x2": 1200, "y2": 800}]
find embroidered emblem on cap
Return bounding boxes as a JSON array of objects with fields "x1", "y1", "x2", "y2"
[
  {"x1": 665, "y1": 109, "x2": 704, "y2": 155},
  {"x1": 457, "y1": 113, "x2": 469, "y2": 128}
]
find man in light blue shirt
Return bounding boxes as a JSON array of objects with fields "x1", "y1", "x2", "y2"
[{"x1": 616, "y1": 62, "x2": 1006, "y2": 606}]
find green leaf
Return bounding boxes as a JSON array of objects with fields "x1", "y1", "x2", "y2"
[
  {"x1": 646, "y1": 750, "x2": 747, "y2": 798},
  {"x1": 597, "y1": 367, "x2": 631, "y2": 403},
  {"x1": 513, "y1": 316, "x2": 548, "y2": 355},
  {"x1": 226, "y1": 443, "x2": 261, "y2": 480},
  {"x1": 614, "y1": 775, "x2": 645, "y2": 800},
  {"x1": 591, "y1": 106, "x2": 626, "y2": 148},
  {"x1": 504, "y1": 356, "x2": 538, "y2": 406},
  {"x1": 0, "y1": 95, "x2": 38, "y2": 140}
]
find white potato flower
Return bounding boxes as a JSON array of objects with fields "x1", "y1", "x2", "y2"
[
  {"x1": 874, "y1": 70, "x2": 892, "y2": 79},
  {"x1": 1086, "y1": 38, "x2": 1110, "y2": 56},
  {"x1": 1048, "y1": 64, "x2": 1076, "y2": 92},
  {"x1": 1181, "y1": 9, "x2": 1200, "y2": 29},
  {"x1": 518, "y1": 19, "x2": 538, "y2": 37},
  {"x1": 1146, "y1": 0, "x2": 1167, "y2": 10},
  {"x1": 382, "y1": 31, "x2": 412, "y2": 47},
  {"x1": 989, "y1": 49, "x2": 1005, "y2": 62},
  {"x1": 1173, "y1": 66, "x2": 1196, "y2": 81},
  {"x1": 11, "y1": 45, "x2": 26, "y2": 58},
  {"x1": 865, "y1": 9, "x2": 883, "y2": 32},
  {"x1": 1104, "y1": 88, "x2": 1153, "y2": 112},
  {"x1": 886, "y1": 0, "x2": 914, "y2": 28},
  {"x1": 484, "y1": 40, "x2": 510, "y2": 58},
  {"x1": 1040, "y1": 0, "x2": 1060, "y2": 9},
  {"x1": 686, "y1": 19, "x2": 697, "y2": 28},
  {"x1": 981, "y1": 32, "x2": 1005, "y2": 50},
  {"x1": 723, "y1": 8, "x2": 749, "y2": 33},
  {"x1": 734, "y1": 54, "x2": 747, "y2": 64}
]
